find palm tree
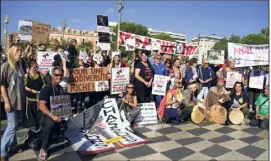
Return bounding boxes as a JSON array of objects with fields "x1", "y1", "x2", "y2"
[{"x1": 76, "y1": 41, "x2": 93, "y2": 53}]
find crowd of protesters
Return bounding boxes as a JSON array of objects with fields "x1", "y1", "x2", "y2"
[{"x1": 0, "y1": 38, "x2": 269, "y2": 161}]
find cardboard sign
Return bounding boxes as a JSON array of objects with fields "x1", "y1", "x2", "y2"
[
  {"x1": 225, "y1": 72, "x2": 242, "y2": 88},
  {"x1": 134, "y1": 102, "x2": 158, "y2": 125},
  {"x1": 249, "y1": 71, "x2": 265, "y2": 89},
  {"x1": 36, "y1": 51, "x2": 57, "y2": 74},
  {"x1": 18, "y1": 20, "x2": 50, "y2": 43},
  {"x1": 65, "y1": 98, "x2": 149, "y2": 155},
  {"x1": 67, "y1": 68, "x2": 109, "y2": 93},
  {"x1": 228, "y1": 42, "x2": 269, "y2": 67},
  {"x1": 119, "y1": 31, "x2": 177, "y2": 54},
  {"x1": 152, "y1": 75, "x2": 169, "y2": 96},
  {"x1": 50, "y1": 95, "x2": 72, "y2": 119},
  {"x1": 111, "y1": 67, "x2": 130, "y2": 95},
  {"x1": 207, "y1": 50, "x2": 225, "y2": 65}
]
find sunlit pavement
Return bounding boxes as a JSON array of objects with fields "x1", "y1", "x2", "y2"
[{"x1": 1, "y1": 119, "x2": 268, "y2": 161}]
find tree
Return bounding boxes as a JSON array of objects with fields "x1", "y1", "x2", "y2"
[
  {"x1": 228, "y1": 35, "x2": 241, "y2": 43},
  {"x1": 212, "y1": 37, "x2": 229, "y2": 56},
  {"x1": 150, "y1": 33, "x2": 176, "y2": 42},
  {"x1": 111, "y1": 22, "x2": 149, "y2": 50},
  {"x1": 76, "y1": 41, "x2": 93, "y2": 53},
  {"x1": 240, "y1": 34, "x2": 269, "y2": 45},
  {"x1": 261, "y1": 27, "x2": 269, "y2": 38}
]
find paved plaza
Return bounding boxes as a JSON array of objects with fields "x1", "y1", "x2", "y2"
[{"x1": 1, "y1": 119, "x2": 268, "y2": 161}]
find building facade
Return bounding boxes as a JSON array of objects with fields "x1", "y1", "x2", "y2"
[{"x1": 189, "y1": 34, "x2": 223, "y2": 55}]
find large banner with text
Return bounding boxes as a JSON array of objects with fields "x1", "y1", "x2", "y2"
[
  {"x1": 118, "y1": 31, "x2": 177, "y2": 54},
  {"x1": 65, "y1": 98, "x2": 150, "y2": 155},
  {"x1": 228, "y1": 42, "x2": 269, "y2": 67},
  {"x1": 67, "y1": 68, "x2": 109, "y2": 93}
]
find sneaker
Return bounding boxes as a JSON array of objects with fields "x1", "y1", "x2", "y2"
[{"x1": 39, "y1": 149, "x2": 47, "y2": 161}]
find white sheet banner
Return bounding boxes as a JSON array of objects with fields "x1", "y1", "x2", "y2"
[
  {"x1": 152, "y1": 75, "x2": 169, "y2": 96},
  {"x1": 228, "y1": 42, "x2": 269, "y2": 67},
  {"x1": 135, "y1": 102, "x2": 158, "y2": 125},
  {"x1": 225, "y1": 71, "x2": 242, "y2": 88},
  {"x1": 37, "y1": 51, "x2": 57, "y2": 74},
  {"x1": 111, "y1": 67, "x2": 130, "y2": 95}
]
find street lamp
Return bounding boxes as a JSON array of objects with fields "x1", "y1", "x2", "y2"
[
  {"x1": 61, "y1": 20, "x2": 67, "y2": 44},
  {"x1": 4, "y1": 15, "x2": 9, "y2": 53},
  {"x1": 116, "y1": 0, "x2": 124, "y2": 50}
]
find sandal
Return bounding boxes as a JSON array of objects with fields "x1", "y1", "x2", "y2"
[{"x1": 39, "y1": 149, "x2": 47, "y2": 161}]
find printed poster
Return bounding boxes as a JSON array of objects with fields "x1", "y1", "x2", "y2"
[
  {"x1": 50, "y1": 95, "x2": 72, "y2": 119},
  {"x1": 225, "y1": 72, "x2": 242, "y2": 88},
  {"x1": 249, "y1": 71, "x2": 265, "y2": 89},
  {"x1": 65, "y1": 98, "x2": 150, "y2": 155},
  {"x1": 36, "y1": 51, "x2": 57, "y2": 74},
  {"x1": 228, "y1": 42, "x2": 269, "y2": 67},
  {"x1": 207, "y1": 50, "x2": 225, "y2": 64},
  {"x1": 111, "y1": 67, "x2": 130, "y2": 95},
  {"x1": 152, "y1": 75, "x2": 169, "y2": 96},
  {"x1": 18, "y1": 20, "x2": 32, "y2": 41},
  {"x1": 125, "y1": 37, "x2": 136, "y2": 51},
  {"x1": 97, "y1": 15, "x2": 110, "y2": 50},
  {"x1": 134, "y1": 102, "x2": 158, "y2": 125}
]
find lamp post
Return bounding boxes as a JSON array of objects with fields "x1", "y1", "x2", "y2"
[
  {"x1": 4, "y1": 15, "x2": 9, "y2": 54},
  {"x1": 61, "y1": 20, "x2": 67, "y2": 44},
  {"x1": 116, "y1": 0, "x2": 124, "y2": 50}
]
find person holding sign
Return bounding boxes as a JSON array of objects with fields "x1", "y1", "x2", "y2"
[
  {"x1": 134, "y1": 53, "x2": 154, "y2": 103},
  {"x1": 38, "y1": 66, "x2": 67, "y2": 161},
  {"x1": 250, "y1": 86, "x2": 269, "y2": 129}
]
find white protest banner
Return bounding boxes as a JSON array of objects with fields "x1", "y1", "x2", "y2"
[
  {"x1": 207, "y1": 50, "x2": 225, "y2": 64},
  {"x1": 37, "y1": 51, "x2": 57, "y2": 74},
  {"x1": 134, "y1": 102, "x2": 158, "y2": 125},
  {"x1": 111, "y1": 67, "x2": 130, "y2": 95},
  {"x1": 228, "y1": 42, "x2": 269, "y2": 67},
  {"x1": 152, "y1": 75, "x2": 169, "y2": 96},
  {"x1": 97, "y1": 15, "x2": 110, "y2": 50},
  {"x1": 18, "y1": 20, "x2": 32, "y2": 41},
  {"x1": 66, "y1": 99, "x2": 150, "y2": 155},
  {"x1": 225, "y1": 72, "x2": 242, "y2": 88},
  {"x1": 50, "y1": 95, "x2": 72, "y2": 119},
  {"x1": 119, "y1": 31, "x2": 177, "y2": 54},
  {"x1": 249, "y1": 71, "x2": 265, "y2": 89}
]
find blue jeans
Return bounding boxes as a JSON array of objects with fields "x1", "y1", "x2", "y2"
[
  {"x1": 1, "y1": 110, "x2": 20, "y2": 157},
  {"x1": 154, "y1": 95, "x2": 163, "y2": 109}
]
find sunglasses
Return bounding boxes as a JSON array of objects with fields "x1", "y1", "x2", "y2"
[
  {"x1": 156, "y1": 58, "x2": 161, "y2": 60},
  {"x1": 205, "y1": 63, "x2": 209, "y2": 65},
  {"x1": 177, "y1": 86, "x2": 182, "y2": 89},
  {"x1": 127, "y1": 87, "x2": 134, "y2": 89},
  {"x1": 54, "y1": 74, "x2": 64, "y2": 77}
]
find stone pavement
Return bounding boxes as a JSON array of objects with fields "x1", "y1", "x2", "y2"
[{"x1": 1, "y1": 119, "x2": 268, "y2": 161}]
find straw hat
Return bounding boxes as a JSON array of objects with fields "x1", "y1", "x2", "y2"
[
  {"x1": 229, "y1": 109, "x2": 244, "y2": 125},
  {"x1": 191, "y1": 105, "x2": 205, "y2": 124},
  {"x1": 210, "y1": 104, "x2": 227, "y2": 124}
]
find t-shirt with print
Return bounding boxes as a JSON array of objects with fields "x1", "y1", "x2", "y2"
[
  {"x1": 39, "y1": 83, "x2": 65, "y2": 111},
  {"x1": 231, "y1": 93, "x2": 248, "y2": 108},
  {"x1": 135, "y1": 61, "x2": 153, "y2": 86},
  {"x1": 255, "y1": 94, "x2": 269, "y2": 117}
]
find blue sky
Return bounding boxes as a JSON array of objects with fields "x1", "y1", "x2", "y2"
[{"x1": 1, "y1": 1, "x2": 268, "y2": 42}]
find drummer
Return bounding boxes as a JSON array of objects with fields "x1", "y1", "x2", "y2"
[
  {"x1": 179, "y1": 81, "x2": 198, "y2": 123},
  {"x1": 205, "y1": 78, "x2": 232, "y2": 125},
  {"x1": 229, "y1": 82, "x2": 249, "y2": 121}
]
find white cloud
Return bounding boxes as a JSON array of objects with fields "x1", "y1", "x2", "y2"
[
  {"x1": 104, "y1": 8, "x2": 115, "y2": 14},
  {"x1": 69, "y1": 18, "x2": 81, "y2": 24}
]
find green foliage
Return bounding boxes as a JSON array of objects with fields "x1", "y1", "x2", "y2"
[
  {"x1": 240, "y1": 34, "x2": 269, "y2": 45},
  {"x1": 261, "y1": 27, "x2": 269, "y2": 38},
  {"x1": 17, "y1": 41, "x2": 29, "y2": 50},
  {"x1": 76, "y1": 41, "x2": 93, "y2": 52},
  {"x1": 150, "y1": 33, "x2": 176, "y2": 42},
  {"x1": 212, "y1": 37, "x2": 229, "y2": 56}
]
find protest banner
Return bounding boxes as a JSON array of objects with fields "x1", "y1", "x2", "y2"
[
  {"x1": 111, "y1": 67, "x2": 130, "y2": 95},
  {"x1": 228, "y1": 42, "x2": 269, "y2": 67},
  {"x1": 249, "y1": 71, "x2": 265, "y2": 89},
  {"x1": 18, "y1": 20, "x2": 50, "y2": 43},
  {"x1": 67, "y1": 68, "x2": 109, "y2": 93},
  {"x1": 134, "y1": 102, "x2": 158, "y2": 125},
  {"x1": 225, "y1": 71, "x2": 242, "y2": 88},
  {"x1": 152, "y1": 75, "x2": 169, "y2": 96},
  {"x1": 50, "y1": 95, "x2": 72, "y2": 119},
  {"x1": 119, "y1": 31, "x2": 177, "y2": 54},
  {"x1": 66, "y1": 98, "x2": 150, "y2": 155},
  {"x1": 36, "y1": 51, "x2": 57, "y2": 74},
  {"x1": 207, "y1": 50, "x2": 225, "y2": 64},
  {"x1": 97, "y1": 15, "x2": 110, "y2": 50}
]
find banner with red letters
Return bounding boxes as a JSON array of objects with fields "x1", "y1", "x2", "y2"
[
  {"x1": 111, "y1": 67, "x2": 130, "y2": 95},
  {"x1": 118, "y1": 31, "x2": 177, "y2": 54},
  {"x1": 175, "y1": 42, "x2": 199, "y2": 55}
]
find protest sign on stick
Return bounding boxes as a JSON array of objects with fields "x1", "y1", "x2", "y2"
[
  {"x1": 97, "y1": 15, "x2": 110, "y2": 50},
  {"x1": 207, "y1": 50, "x2": 225, "y2": 64},
  {"x1": 111, "y1": 67, "x2": 130, "y2": 95},
  {"x1": 36, "y1": 51, "x2": 57, "y2": 74},
  {"x1": 225, "y1": 72, "x2": 242, "y2": 88}
]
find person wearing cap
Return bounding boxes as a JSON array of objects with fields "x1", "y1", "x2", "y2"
[
  {"x1": 250, "y1": 86, "x2": 269, "y2": 129},
  {"x1": 179, "y1": 81, "x2": 198, "y2": 122}
]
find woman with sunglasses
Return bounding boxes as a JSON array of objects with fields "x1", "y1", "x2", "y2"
[
  {"x1": 120, "y1": 83, "x2": 139, "y2": 125},
  {"x1": 24, "y1": 61, "x2": 46, "y2": 132},
  {"x1": 164, "y1": 59, "x2": 173, "y2": 74},
  {"x1": 134, "y1": 53, "x2": 154, "y2": 103}
]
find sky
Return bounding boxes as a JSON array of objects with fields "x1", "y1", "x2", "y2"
[{"x1": 1, "y1": 1, "x2": 269, "y2": 42}]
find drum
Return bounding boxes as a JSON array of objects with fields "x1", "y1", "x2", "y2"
[
  {"x1": 191, "y1": 105, "x2": 205, "y2": 124},
  {"x1": 206, "y1": 104, "x2": 227, "y2": 124},
  {"x1": 229, "y1": 109, "x2": 244, "y2": 125}
]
